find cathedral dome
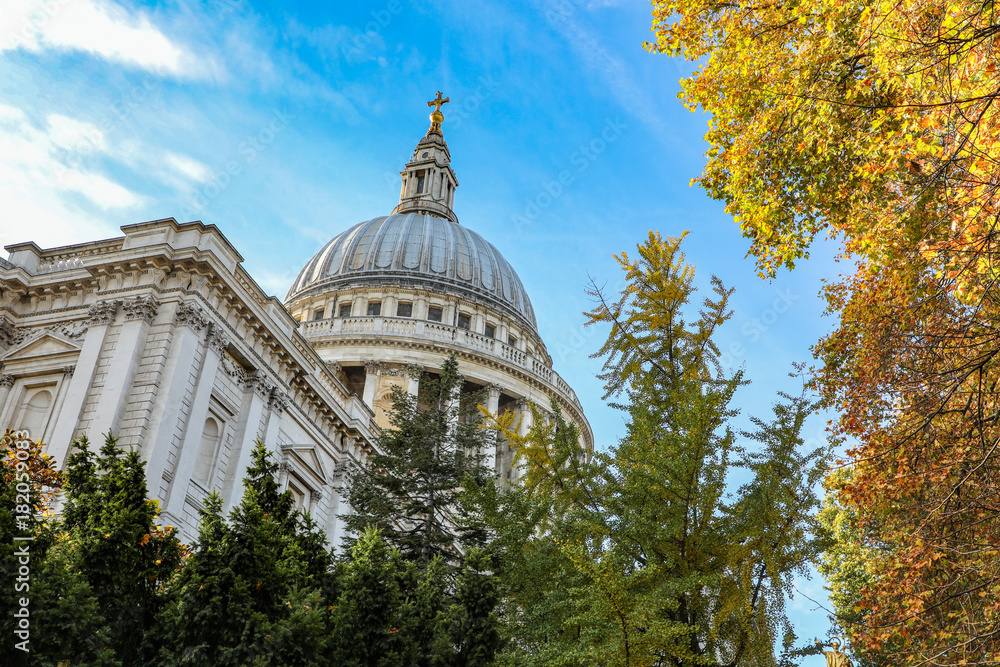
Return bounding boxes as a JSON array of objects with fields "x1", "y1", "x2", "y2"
[{"x1": 286, "y1": 213, "x2": 538, "y2": 333}]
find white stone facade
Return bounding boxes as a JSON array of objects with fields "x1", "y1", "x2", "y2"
[{"x1": 0, "y1": 219, "x2": 377, "y2": 546}]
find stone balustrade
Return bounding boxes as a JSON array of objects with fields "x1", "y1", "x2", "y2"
[{"x1": 301, "y1": 315, "x2": 583, "y2": 412}]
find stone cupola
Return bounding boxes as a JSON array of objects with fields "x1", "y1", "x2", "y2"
[{"x1": 392, "y1": 92, "x2": 460, "y2": 223}]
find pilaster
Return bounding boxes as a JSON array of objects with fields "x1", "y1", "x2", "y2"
[{"x1": 47, "y1": 300, "x2": 120, "y2": 466}]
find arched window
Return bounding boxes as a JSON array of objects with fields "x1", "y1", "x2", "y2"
[
  {"x1": 193, "y1": 417, "x2": 220, "y2": 485},
  {"x1": 18, "y1": 389, "x2": 52, "y2": 436}
]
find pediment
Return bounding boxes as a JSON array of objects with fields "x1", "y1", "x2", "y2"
[
  {"x1": 280, "y1": 443, "x2": 329, "y2": 485},
  {"x1": 2, "y1": 331, "x2": 81, "y2": 362}
]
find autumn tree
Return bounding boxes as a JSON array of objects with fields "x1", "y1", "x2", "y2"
[
  {"x1": 475, "y1": 232, "x2": 829, "y2": 666},
  {"x1": 648, "y1": 0, "x2": 1000, "y2": 661}
]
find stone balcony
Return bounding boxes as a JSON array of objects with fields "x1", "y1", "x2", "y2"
[{"x1": 299, "y1": 315, "x2": 583, "y2": 413}]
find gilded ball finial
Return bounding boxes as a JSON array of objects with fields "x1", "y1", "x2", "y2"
[{"x1": 426, "y1": 91, "x2": 450, "y2": 135}]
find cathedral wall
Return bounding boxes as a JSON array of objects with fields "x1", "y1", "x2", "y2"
[{"x1": 1, "y1": 219, "x2": 377, "y2": 547}]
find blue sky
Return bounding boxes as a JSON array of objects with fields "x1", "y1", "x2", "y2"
[{"x1": 1, "y1": 0, "x2": 841, "y2": 647}]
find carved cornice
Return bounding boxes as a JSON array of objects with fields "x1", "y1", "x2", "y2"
[
  {"x1": 87, "y1": 299, "x2": 121, "y2": 326},
  {"x1": 174, "y1": 301, "x2": 210, "y2": 333},
  {"x1": 122, "y1": 295, "x2": 159, "y2": 323}
]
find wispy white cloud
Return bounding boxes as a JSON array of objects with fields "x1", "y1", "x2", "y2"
[
  {"x1": 0, "y1": 103, "x2": 124, "y2": 244},
  {"x1": 164, "y1": 151, "x2": 212, "y2": 183},
  {"x1": 0, "y1": 0, "x2": 222, "y2": 80}
]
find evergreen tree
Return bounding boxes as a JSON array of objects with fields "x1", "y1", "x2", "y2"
[
  {"x1": 63, "y1": 434, "x2": 184, "y2": 666},
  {"x1": 148, "y1": 441, "x2": 330, "y2": 666},
  {"x1": 343, "y1": 353, "x2": 492, "y2": 562}
]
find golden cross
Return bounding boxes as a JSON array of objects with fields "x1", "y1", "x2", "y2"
[{"x1": 427, "y1": 91, "x2": 450, "y2": 112}]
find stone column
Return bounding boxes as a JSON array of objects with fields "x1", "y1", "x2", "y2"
[
  {"x1": 277, "y1": 461, "x2": 291, "y2": 489},
  {"x1": 41, "y1": 365, "x2": 76, "y2": 445},
  {"x1": 162, "y1": 324, "x2": 230, "y2": 513},
  {"x1": 406, "y1": 364, "x2": 422, "y2": 399},
  {"x1": 0, "y1": 374, "x2": 14, "y2": 426},
  {"x1": 88, "y1": 296, "x2": 158, "y2": 441},
  {"x1": 263, "y1": 389, "x2": 290, "y2": 449},
  {"x1": 514, "y1": 397, "x2": 534, "y2": 482},
  {"x1": 143, "y1": 302, "x2": 211, "y2": 502},
  {"x1": 362, "y1": 360, "x2": 380, "y2": 408},
  {"x1": 222, "y1": 370, "x2": 273, "y2": 513},
  {"x1": 483, "y1": 383, "x2": 502, "y2": 471},
  {"x1": 47, "y1": 300, "x2": 120, "y2": 466}
]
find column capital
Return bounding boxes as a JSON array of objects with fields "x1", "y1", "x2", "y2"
[
  {"x1": 0, "y1": 373, "x2": 14, "y2": 388},
  {"x1": 206, "y1": 324, "x2": 230, "y2": 356},
  {"x1": 62, "y1": 365, "x2": 76, "y2": 377},
  {"x1": 364, "y1": 359, "x2": 382, "y2": 374},
  {"x1": 87, "y1": 299, "x2": 121, "y2": 326},
  {"x1": 486, "y1": 383, "x2": 503, "y2": 400},
  {"x1": 174, "y1": 301, "x2": 210, "y2": 333},
  {"x1": 268, "y1": 389, "x2": 290, "y2": 415},
  {"x1": 122, "y1": 295, "x2": 159, "y2": 323},
  {"x1": 0, "y1": 318, "x2": 22, "y2": 348},
  {"x1": 243, "y1": 370, "x2": 274, "y2": 399}
]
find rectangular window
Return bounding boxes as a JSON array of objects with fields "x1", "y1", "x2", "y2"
[
  {"x1": 457, "y1": 313, "x2": 471, "y2": 330},
  {"x1": 313, "y1": 309, "x2": 325, "y2": 320},
  {"x1": 416, "y1": 170, "x2": 426, "y2": 194},
  {"x1": 367, "y1": 302, "x2": 381, "y2": 316},
  {"x1": 396, "y1": 302, "x2": 413, "y2": 317},
  {"x1": 427, "y1": 306, "x2": 443, "y2": 322},
  {"x1": 508, "y1": 335, "x2": 517, "y2": 347},
  {"x1": 339, "y1": 304, "x2": 352, "y2": 317},
  {"x1": 484, "y1": 324, "x2": 495, "y2": 338}
]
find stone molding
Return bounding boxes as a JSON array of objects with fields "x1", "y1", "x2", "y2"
[
  {"x1": 122, "y1": 296, "x2": 159, "y2": 323},
  {"x1": 87, "y1": 299, "x2": 121, "y2": 326},
  {"x1": 174, "y1": 301, "x2": 210, "y2": 333}
]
